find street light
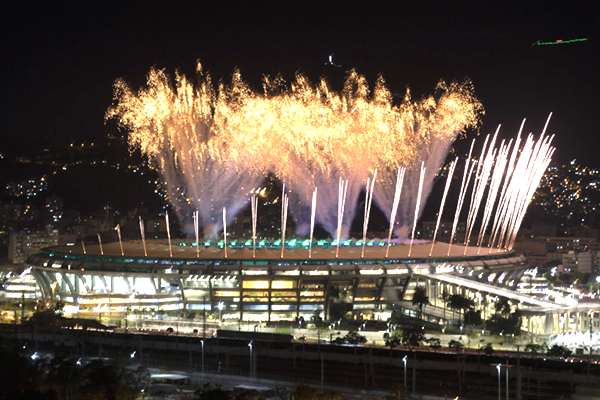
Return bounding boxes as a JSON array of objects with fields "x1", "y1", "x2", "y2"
[
  {"x1": 496, "y1": 363, "x2": 501, "y2": 400},
  {"x1": 201, "y1": 339, "x2": 205, "y2": 374},
  {"x1": 248, "y1": 341, "x2": 253, "y2": 378},
  {"x1": 403, "y1": 355, "x2": 408, "y2": 388}
]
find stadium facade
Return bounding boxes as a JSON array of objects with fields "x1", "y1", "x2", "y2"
[{"x1": 20, "y1": 240, "x2": 530, "y2": 325}]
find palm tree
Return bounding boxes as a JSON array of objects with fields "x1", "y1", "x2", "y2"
[
  {"x1": 447, "y1": 294, "x2": 474, "y2": 326},
  {"x1": 383, "y1": 331, "x2": 402, "y2": 363},
  {"x1": 495, "y1": 297, "x2": 511, "y2": 316},
  {"x1": 412, "y1": 286, "x2": 430, "y2": 319},
  {"x1": 440, "y1": 289, "x2": 450, "y2": 322}
]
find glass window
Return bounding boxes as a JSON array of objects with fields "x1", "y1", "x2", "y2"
[
  {"x1": 242, "y1": 281, "x2": 269, "y2": 289},
  {"x1": 272, "y1": 281, "x2": 295, "y2": 289}
]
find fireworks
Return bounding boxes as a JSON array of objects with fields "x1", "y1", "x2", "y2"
[{"x1": 107, "y1": 62, "x2": 482, "y2": 240}]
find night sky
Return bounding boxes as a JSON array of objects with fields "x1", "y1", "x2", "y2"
[{"x1": 1, "y1": 1, "x2": 598, "y2": 165}]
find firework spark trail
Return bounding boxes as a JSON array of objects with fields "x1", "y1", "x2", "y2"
[
  {"x1": 386, "y1": 167, "x2": 406, "y2": 258},
  {"x1": 476, "y1": 139, "x2": 511, "y2": 253},
  {"x1": 408, "y1": 162, "x2": 426, "y2": 257},
  {"x1": 487, "y1": 121, "x2": 525, "y2": 251},
  {"x1": 309, "y1": 187, "x2": 317, "y2": 259},
  {"x1": 193, "y1": 210, "x2": 200, "y2": 257},
  {"x1": 464, "y1": 135, "x2": 490, "y2": 246},
  {"x1": 448, "y1": 140, "x2": 476, "y2": 256},
  {"x1": 496, "y1": 133, "x2": 542, "y2": 251},
  {"x1": 81, "y1": 240, "x2": 86, "y2": 254},
  {"x1": 374, "y1": 81, "x2": 482, "y2": 240},
  {"x1": 107, "y1": 56, "x2": 553, "y2": 254},
  {"x1": 429, "y1": 158, "x2": 457, "y2": 256},
  {"x1": 507, "y1": 145, "x2": 555, "y2": 250},
  {"x1": 108, "y1": 64, "x2": 481, "y2": 240},
  {"x1": 362, "y1": 169, "x2": 378, "y2": 258},
  {"x1": 494, "y1": 136, "x2": 534, "y2": 251},
  {"x1": 251, "y1": 195, "x2": 258, "y2": 258},
  {"x1": 463, "y1": 129, "x2": 499, "y2": 254},
  {"x1": 116, "y1": 224, "x2": 124, "y2": 256},
  {"x1": 505, "y1": 134, "x2": 555, "y2": 249},
  {"x1": 508, "y1": 147, "x2": 555, "y2": 249},
  {"x1": 166, "y1": 212, "x2": 173, "y2": 257},
  {"x1": 223, "y1": 208, "x2": 227, "y2": 258},
  {"x1": 280, "y1": 185, "x2": 289, "y2": 258},
  {"x1": 336, "y1": 178, "x2": 349, "y2": 258},
  {"x1": 108, "y1": 67, "x2": 263, "y2": 238},
  {"x1": 139, "y1": 216, "x2": 147, "y2": 257},
  {"x1": 463, "y1": 133, "x2": 494, "y2": 246},
  {"x1": 97, "y1": 233, "x2": 104, "y2": 255},
  {"x1": 489, "y1": 115, "x2": 554, "y2": 252},
  {"x1": 502, "y1": 114, "x2": 554, "y2": 249}
]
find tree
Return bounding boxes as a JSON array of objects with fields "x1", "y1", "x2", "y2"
[
  {"x1": 483, "y1": 343, "x2": 494, "y2": 355},
  {"x1": 312, "y1": 312, "x2": 323, "y2": 325},
  {"x1": 329, "y1": 301, "x2": 352, "y2": 322},
  {"x1": 464, "y1": 309, "x2": 482, "y2": 328},
  {"x1": 196, "y1": 383, "x2": 232, "y2": 400},
  {"x1": 411, "y1": 286, "x2": 430, "y2": 318},
  {"x1": 486, "y1": 309, "x2": 523, "y2": 337},
  {"x1": 447, "y1": 294, "x2": 474, "y2": 325},
  {"x1": 426, "y1": 337, "x2": 442, "y2": 352},
  {"x1": 291, "y1": 384, "x2": 319, "y2": 400},
  {"x1": 526, "y1": 343, "x2": 542, "y2": 369},
  {"x1": 558, "y1": 273, "x2": 573, "y2": 284},
  {"x1": 440, "y1": 289, "x2": 450, "y2": 322},
  {"x1": 383, "y1": 384, "x2": 414, "y2": 400},
  {"x1": 547, "y1": 344, "x2": 572, "y2": 360},
  {"x1": 542, "y1": 271, "x2": 557, "y2": 285},
  {"x1": 342, "y1": 331, "x2": 367, "y2": 345},
  {"x1": 495, "y1": 297, "x2": 512, "y2": 316},
  {"x1": 383, "y1": 331, "x2": 402, "y2": 362},
  {"x1": 79, "y1": 359, "x2": 145, "y2": 400},
  {"x1": 320, "y1": 391, "x2": 344, "y2": 400},
  {"x1": 525, "y1": 343, "x2": 542, "y2": 357},
  {"x1": 401, "y1": 326, "x2": 425, "y2": 350},
  {"x1": 449, "y1": 339, "x2": 464, "y2": 353}
]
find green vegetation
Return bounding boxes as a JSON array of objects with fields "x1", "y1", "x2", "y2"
[
  {"x1": 485, "y1": 297, "x2": 523, "y2": 337},
  {"x1": 333, "y1": 330, "x2": 367, "y2": 345},
  {"x1": 448, "y1": 339, "x2": 464, "y2": 353},
  {"x1": 525, "y1": 343, "x2": 542, "y2": 357},
  {"x1": 446, "y1": 294, "x2": 475, "y2": 326},
  {"x1": 411, "y1": 286, "x2": 430, "y2": 318},
  {"x1": 0, "y1": 344, "x2": 148, "y2": 400},
  {"x1": 426, "y1": 337, "x2": 442, "y2": 352},
  {"x1": 483, "y1": 343, "x2": 494, "y2": 355},
  {"x1": 401, "y1": 326, "x2": 426, "y2": 350},
  {"x1": 291, "y1": 384, "x2": 344, "y2": 400},
  {"x1": 547, "y1": 344, "x2": 572, "y2": 360},
  {"x1": 382, "y1": 384, "x2": 414, "y2": 400}
]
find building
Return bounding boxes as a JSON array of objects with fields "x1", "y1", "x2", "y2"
[
  {"x1": 8, "y1": 230, "x2": 76, "y2": 264},
  {"x1": 514, "y1": 237, "x2": 599, "y2": 273},
  {"x1": 19, "y1": 239, "x2": 529, "y2": 324},
  {"x1": 562, "y1": 251, "x2": 593, "y2": 274}
]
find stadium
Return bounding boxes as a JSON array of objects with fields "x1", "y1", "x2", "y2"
[{"x1": 21, "y1": 239, "x2": 531, "y2": 328}]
